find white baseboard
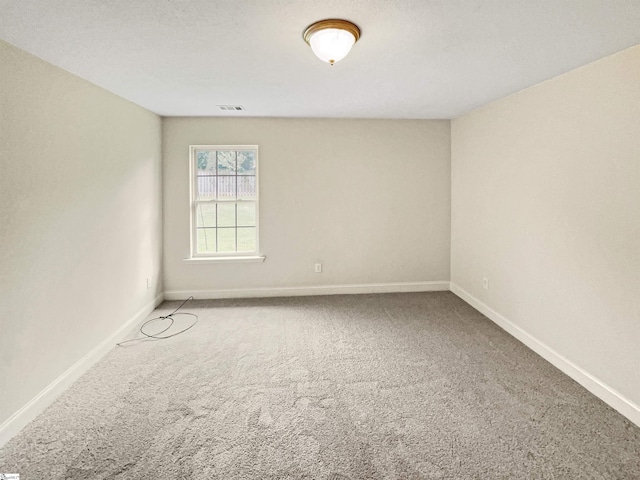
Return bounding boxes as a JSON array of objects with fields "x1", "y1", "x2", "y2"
[
  {"x1": 7, "y1": 282, "x2": 636, "y2": 450},
  {"x1": 164, "y1": 281, "x2": 451, "y2": 300},
  {"x1": 450, "y1": 283, "x2": 640, "y2": 428},
  {"x1": 0, "y1": 293, "x2": 164, "y2": 448}
]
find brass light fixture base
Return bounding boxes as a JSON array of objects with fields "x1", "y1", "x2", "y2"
[{"x1": 303, "y1": 19, "x2": 361, "y2": 45}]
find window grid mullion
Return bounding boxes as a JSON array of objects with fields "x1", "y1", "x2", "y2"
[
  {"x1": 235, "y1": 151, "x2": 238, "y2": 251},
  {"x1": 215, "y1": 203, "x2": 219, "y2": 253}
]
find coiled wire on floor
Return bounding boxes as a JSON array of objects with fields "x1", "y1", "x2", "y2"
[{"x1": 117, "y1": 296, "x2": 197, "y2": 346}]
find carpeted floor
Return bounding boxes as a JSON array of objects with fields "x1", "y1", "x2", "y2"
[{"x1": 1, "y1": 292, "x2": 639, "y2": 479}]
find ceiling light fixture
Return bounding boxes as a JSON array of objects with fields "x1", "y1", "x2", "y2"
[{"x1": 303, "y1": 19, "x2": 361, "y2": 66}]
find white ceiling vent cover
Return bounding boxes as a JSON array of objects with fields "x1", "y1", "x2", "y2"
[{"x1": 217, "y1": 105, "x2": 245, "y2": 111}]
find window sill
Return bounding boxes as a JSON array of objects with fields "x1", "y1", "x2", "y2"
[{"x1": 183, "y1": 256, "x2": 266, "y2": 264}]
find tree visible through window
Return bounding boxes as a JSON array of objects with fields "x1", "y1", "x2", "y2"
[{"x1": 190, "y1": 146, "x2": 258, "y2": 256}]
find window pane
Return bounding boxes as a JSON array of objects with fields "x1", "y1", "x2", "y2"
[
  {"x1": 196, "y1": 150, "x2": 215, "y2": 174},
  {"x1": 237, "y1": 227, "x2": 256, "y2": 252},
  {"x1": 197, "y1": 228, "x2": 216, "y2": 253},
  {"x1": 197, "y1": 176, "x2": 216, "y2": 199},
  {"x1": 237, "y1": 176, "x2": 256, "y2": 200},
  {"x1": 217, "y1": 203, "x2": 236, "y2": 227},
  {"x1": 217, "y1": 150, "x2": 236, "y2": 175},
  {"x1": 237, "y1": 203, "x2": 255, "y2": 226},
  {"x1": 237, "y1": 150, "x2": 256, "y2": 175},
  {"x1": 217, "y1": 228, "x2": 236, "y2": 252},
  {"x1": 196, "y1": 204, "x2": 216, "y2": 227},
  {"x1": 217, "y1": 176, "x2": 236, "y2": 200}
]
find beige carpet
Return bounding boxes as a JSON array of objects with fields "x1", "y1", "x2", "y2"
[{"x1": 1, "y1": 292, "x2": 639, "y2": 479}]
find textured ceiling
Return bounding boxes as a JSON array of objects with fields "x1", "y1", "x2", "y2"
[{"x1": 1, "y1": 0, "x2": 640, "y2": 118}]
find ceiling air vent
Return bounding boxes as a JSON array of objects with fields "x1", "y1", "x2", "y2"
[{"x1": 217, "y1": 105, "x2": 245, "y2": 111}]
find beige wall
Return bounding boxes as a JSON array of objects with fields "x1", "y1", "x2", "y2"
[
  {"x1": 451, "y1": 46, "x2": 640, "y2": 406},
  {"x1": 0, "y1": 41, "x2": 163, "y2": 424},
  {"x1": 163, "y1": 118, "x2": 451, "y2": 294}
]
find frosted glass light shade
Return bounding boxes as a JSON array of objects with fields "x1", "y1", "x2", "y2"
[
  {"x1": 303, "y1": 19, "x2": 361, "y2": 65},
  {"x1": 309, "y1": 28, "x2": 356, "y2": 65}
]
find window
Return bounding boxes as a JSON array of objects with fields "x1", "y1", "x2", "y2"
[{"x1": 189, "y1": 145, "x2": 259, "y2": 258}]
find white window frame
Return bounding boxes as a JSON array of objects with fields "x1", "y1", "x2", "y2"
[{"x1": 187, "y1": 145, "x2": 264, "y2": 262}]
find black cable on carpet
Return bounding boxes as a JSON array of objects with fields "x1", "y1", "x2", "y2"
[{"x1": 117, "y1": 296, "x2": 197, "y2": 346}]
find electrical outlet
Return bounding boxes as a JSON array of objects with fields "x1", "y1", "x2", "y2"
[
  {"x1": 315, "y1": 263, "x2": 322, "y2": 273},
  {"x1": 482, "y1": 277, "x2": 489, "y2": 290}
]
